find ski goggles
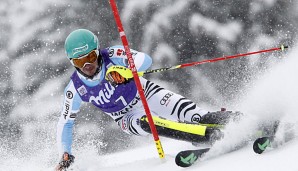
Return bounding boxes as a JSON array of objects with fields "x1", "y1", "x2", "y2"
[{"x1": 70, "y1": 49, "x2": 99, "y2": 68}]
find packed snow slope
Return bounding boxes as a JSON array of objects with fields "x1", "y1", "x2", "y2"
[{"x1": 86, "y1": 138, "x2": 298, "y2": 171}]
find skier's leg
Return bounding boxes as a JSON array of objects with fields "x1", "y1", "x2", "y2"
[
  {"x1": 114, "y1": 102, "x2": 222, "y2": 144},
  {"x1": 139, "y1": 78, "x2": 234, "y2": 144},
  {"x1": 141, "y1": 78, "x2": 208, "y2": 124},
  {"x1": 115, "y1": 108, "x2": 213, "y2": 143},
  {"x1": 112, "y1": 78, "x2": 226, "y2": 143}
]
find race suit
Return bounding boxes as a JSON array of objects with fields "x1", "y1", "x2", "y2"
[{"x1": 57, "y1": 45, "x2": 209, "y2": 155}]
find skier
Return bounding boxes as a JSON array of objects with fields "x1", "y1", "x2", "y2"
[{"x1": 55, "y1": 29, "x2": 238, "y2": 170}]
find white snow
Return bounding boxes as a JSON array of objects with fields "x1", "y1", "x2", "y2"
[{"x1": 65, "y1": 137, "x2": 298, "y2": 171}]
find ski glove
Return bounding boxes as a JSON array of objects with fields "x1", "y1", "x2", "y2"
[
  {"x1": 55, "y1": 152, "x2": 75, "y2": 171},
  {"x1": 105, "y1": 65, "x2": 133, "y2": 85}
]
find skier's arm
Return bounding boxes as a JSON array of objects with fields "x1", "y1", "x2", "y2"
[
  {"x1": 56, "y1": 81, "x2": 82, "y2": 156},
  {"x1": 108, "y1": 45, "x2": 152, "y2": 71}
]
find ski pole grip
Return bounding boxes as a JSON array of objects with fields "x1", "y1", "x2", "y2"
[{"x1": 280, "y1": 45, "x2": 288, "y2": 51}]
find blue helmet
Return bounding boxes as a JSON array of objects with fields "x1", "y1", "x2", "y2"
[{"x1": 65, "y1": 29, "x2": 99, "y2": 59}]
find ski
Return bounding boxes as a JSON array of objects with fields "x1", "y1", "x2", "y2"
[
  {"x1": 253, "y1": 136, "x2": 274, "y2": 154},
  {"x1": 175, "y1": 148, "x2": 210, "y2": 167},
  {"x1": 253, "y1": 121, "x2": 297, "y2": 154}
]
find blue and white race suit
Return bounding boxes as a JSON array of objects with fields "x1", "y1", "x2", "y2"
[{"x1": 57, "y1": 46, "x2": 208, "y2": 155}]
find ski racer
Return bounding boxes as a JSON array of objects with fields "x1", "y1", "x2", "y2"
[{"x1": 55, "y1": 29, "x2": 239, "y2": 170}]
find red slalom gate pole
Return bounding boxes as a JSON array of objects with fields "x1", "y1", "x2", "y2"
[{"x1": 109, "y1": 0, "x2": 165, "y2": 159}]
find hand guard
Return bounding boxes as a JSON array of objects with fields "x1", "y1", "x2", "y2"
[
  {"x1": 55, "y1": 152, "x2": 75, "y2": 171},
  {"x1": 105, "y1": 65, "x2": 133, "y2": 85}
]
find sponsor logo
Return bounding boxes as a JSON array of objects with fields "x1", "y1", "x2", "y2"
[
  {"x1": 72, "y1": 44, "x2": 88, "y2": 56},
  {"x1": 66, "y1": 91, "x2": 73, "y2": 99},
  {"x1": 160, "y1": 92, "x2": 174, "y2": 105},
  {"x1": 109, "y1": 49, "x2": 114, "y2": 57},
  {"x1": 63, "y1": 100, "x2": 70, "y2": 119},
  {"x1": 117, "y1": 49, "x2": 123, "y2": 56},
  {"x1": 154, "y1": 120, "x2": 167, "y2": 127},
  {"x1": 191, "y1": 114, "x2": 201, "y2": 123},
  {"x1": 122, "y1": 51, "x2": 137, "y2": 56},
  {"x1": 121, "y1": 119, "x2": 127, "y2": 131},
  {"x1": 78, "y1": 85, "x2": 87, "y2": 96},
  {"x1": 89, "y1": 82, "x2": 115, "y2": 105}
]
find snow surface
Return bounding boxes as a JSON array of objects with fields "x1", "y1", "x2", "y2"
[{"x1": 83, "y1": 138, "x2": 298, "y2": 171}]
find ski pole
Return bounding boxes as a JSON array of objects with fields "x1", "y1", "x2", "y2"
[
  {"x1": 140, "y1": 45, "x2": 288, "y2": 76},
  {"x1": 109, "y1": 0, "x2": 165, "y2": 159},
  {"x1": 106, "y1": 45, "x2": 288, "y2": 78}
]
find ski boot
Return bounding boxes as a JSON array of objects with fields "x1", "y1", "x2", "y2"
[
  {"x1": 200, "y1": 108, "x2": 243, "y2": 125},
  {"x1": 191, "y1": 108, "x2": 241, "y2": 146}
]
